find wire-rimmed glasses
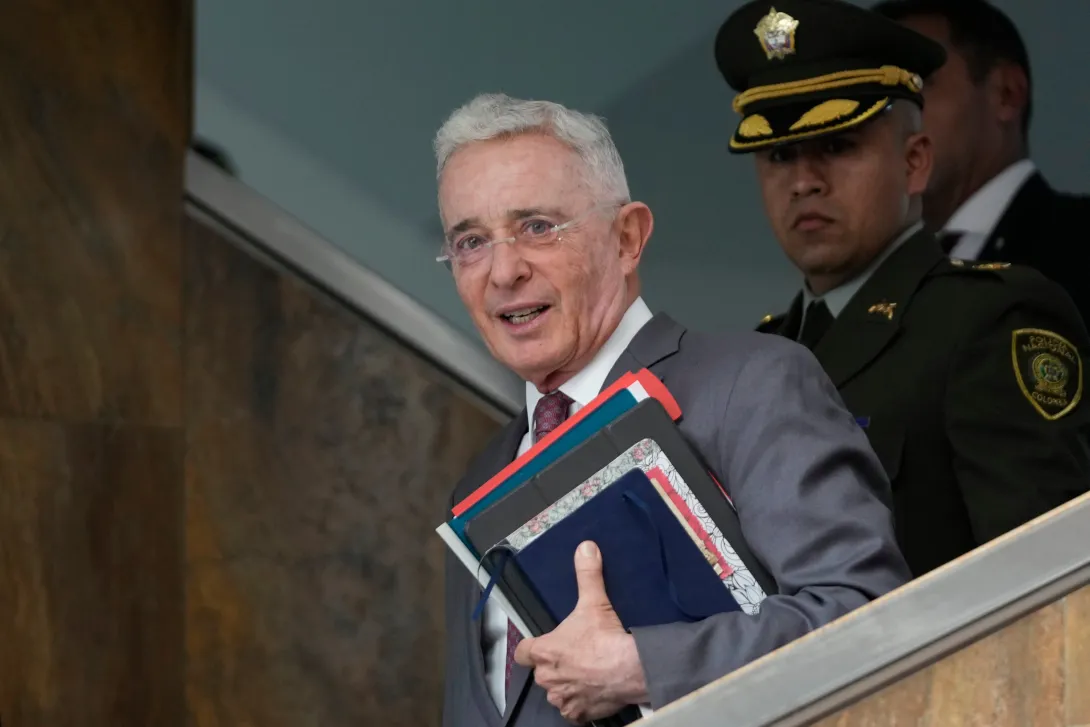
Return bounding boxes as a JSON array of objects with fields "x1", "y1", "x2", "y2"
[{"x1": 436, "y1": 202, "x2": 621, "y2": 267}]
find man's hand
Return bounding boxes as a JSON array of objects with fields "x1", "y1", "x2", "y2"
[{"x1": 514, "y1": 541, "x2": 649, "y2": 724}]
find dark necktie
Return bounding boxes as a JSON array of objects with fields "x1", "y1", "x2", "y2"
[
  {"x1": 504, "y1": 389, "x2": 574, "y2": 692},
  {"x1": 798, "y1": 300, "x2": 834, "y2": 350},
  {"x1": 938, "y1": 230, "x2": 964, "y2": 254}
]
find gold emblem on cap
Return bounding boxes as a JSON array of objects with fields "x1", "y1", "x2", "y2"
[
  {"x1": 739, "y1": 114, "x2": 773, "y2": 137},
  {"x1": 790, "y1": 99, "x2": 860, "y2": 130},
  {"x1": 755, "y1": 7, "x2": 800, "y2": 60}
]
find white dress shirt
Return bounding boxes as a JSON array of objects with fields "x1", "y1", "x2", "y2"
[
  {"x1": 482, "y1": 296, "x2": 655, "y2": 714},
  {"x1": 799, "y1": 221, "x2": 922, "y2": 331},
  {"x1": 944, "y1": 158, "x2": 1037, "y2": 260}
]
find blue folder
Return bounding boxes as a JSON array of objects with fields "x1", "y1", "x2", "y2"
[{"x1": 512, "y1": 468, "x2": 741, "y2": 628}]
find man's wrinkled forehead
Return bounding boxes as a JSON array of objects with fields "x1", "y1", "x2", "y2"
[{"x1": 437, "y1": 134, "x2": 590, "y2": 227}]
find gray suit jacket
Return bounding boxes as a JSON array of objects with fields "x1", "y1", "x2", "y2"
[{"x1": 442, "y1": 314, "x2": 911, "y2": 726}]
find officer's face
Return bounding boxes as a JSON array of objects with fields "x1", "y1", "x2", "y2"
[
  {"x1": 438, "y1": 134, "x2": 649, "y2": 389},
  {"x1": 753, "y1": 110, "x2": 932, "y2": 294}
]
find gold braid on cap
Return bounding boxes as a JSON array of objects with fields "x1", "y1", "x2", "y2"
[{"x1": 732, "y1": 65, "x2": 923, "y2": 114}]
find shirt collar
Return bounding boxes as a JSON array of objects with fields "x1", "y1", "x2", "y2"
[
  {"x1": 944, "y1": 158, "x2": 1037, "y2": 236},
  {"x1": 524, "y1": 296, "x2": 654, "y2": 425},
  {"x1": 802, "y1": 221, "x2": 923, "y2": 318}
]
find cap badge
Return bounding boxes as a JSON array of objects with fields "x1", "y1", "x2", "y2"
[{"x1": 754, "y1": 7, "x2": 799, "y2": 60}]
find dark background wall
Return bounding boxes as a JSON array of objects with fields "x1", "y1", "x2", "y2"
[{"x1": 0, "y1": 0, "x2": 191, "y2": 724}]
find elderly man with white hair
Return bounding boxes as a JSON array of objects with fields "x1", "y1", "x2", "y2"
[{"x1": 435, "y1": 93, "x2": 911, "y2": 726}]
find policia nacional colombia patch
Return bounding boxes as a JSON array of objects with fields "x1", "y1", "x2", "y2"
[{"x1": 1012, "y1": 328, "x2": 1083, "y2": 420}]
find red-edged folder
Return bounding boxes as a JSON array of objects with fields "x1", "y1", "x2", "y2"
[{"x1": 451, "y1": 368, "x2": 681, "y2": 518}]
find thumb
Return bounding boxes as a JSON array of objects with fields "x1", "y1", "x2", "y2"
[
  {"x1": 513, "y1": 635, "x2": 535, "y2": 667},
  {"x1": 573, "y1": 541, "x2": 610, "y2": 609}
]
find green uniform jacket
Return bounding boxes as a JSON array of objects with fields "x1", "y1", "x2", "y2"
[{"x1": 757, "y1": 230, "x2": 1090, "y2": 576}]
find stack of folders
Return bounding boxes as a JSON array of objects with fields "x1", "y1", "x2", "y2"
[{"x1": 437, "y1": 369, "x2": 777, "y2": 724}]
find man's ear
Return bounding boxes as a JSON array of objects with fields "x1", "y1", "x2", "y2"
[
  {"x1": 988, "y1": 61, "x2": 1030, "y2": 127},
  {"x1": 904, "y1": 131, "x2": 934, "y2": 197},
  {"x1": 615, "y1": 202, "x2": 653, "y2": 275}
]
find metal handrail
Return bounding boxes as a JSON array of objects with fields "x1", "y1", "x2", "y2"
[
  {"x1": 645, "y1": 491, "x2": 1090, "y2": 726},
  {"x1": 183, "y1": 151, "x2": 523, "y2": 418}
]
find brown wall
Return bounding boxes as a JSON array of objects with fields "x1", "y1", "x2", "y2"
[
  {"x1": 182, "y1": 213, "x2": 502, "y2": 726},
  {"x1": 810, "y1": 583, "x2": 1090, "y2": 727},
  {"x1": 0, "y1": 3, "x2": 502, "y2": 723},
  {"x1": 0, "y1": 0, "x2": 191, "y2": 725}
]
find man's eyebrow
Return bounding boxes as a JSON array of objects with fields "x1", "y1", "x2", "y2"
[
  {"x1": 509, "y1": 206, "x2": 566, "y2": 220},
  {"x1": 445, "y1": 207, "x2": 567, "y2": 239},
  {"x1": 447, "y1": 217, "x2": 480, "y2": 239}
]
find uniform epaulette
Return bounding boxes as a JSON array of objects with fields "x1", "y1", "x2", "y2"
[
  {"x1": 938, "y1": 258, "x2": 1019, "y2": 278},
  {"x1": 936, "y1": 258, "x2": 1057, "y2": 298},
  {"x1": 756, "y1": 312, "x2": 786, "y2": 332},
  {"x1": 946, "y1": 258, "x2": 1011, "y2": 271}
]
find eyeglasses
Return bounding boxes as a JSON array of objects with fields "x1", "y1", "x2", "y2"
[{"x1": 436, "y1": 202, "x2": 620, "y2": 268}]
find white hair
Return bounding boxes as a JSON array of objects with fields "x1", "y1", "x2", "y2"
[{"x1": 433, "y1": 93, "x2": 631, "y2": 204}]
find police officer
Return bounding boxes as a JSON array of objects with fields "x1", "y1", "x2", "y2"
[{"x1": 715, "y1": 0, "x2": 1090, "y2": 576}]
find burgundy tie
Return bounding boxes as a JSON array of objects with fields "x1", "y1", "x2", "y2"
[{"x1": 504, "y1": 389, "x2": 574, "y2": 692}]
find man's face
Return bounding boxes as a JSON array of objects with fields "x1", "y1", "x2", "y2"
[
  {"x1": 897, "y1": 14, "x2": 992, "y2": 217},
  {"x1": 438, "y1": 134, "x2": 636, "y2": 387},
  {"x1": 753, "y1": 108, "x2": 931, "y2": 293}
]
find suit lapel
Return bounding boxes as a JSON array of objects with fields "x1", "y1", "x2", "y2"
[
  {"x1": 602, "y1": 312, "x2": 685, "y2": 389},
  {"x1": 483, "y1": 412, "x2": 540, "y2": 726},
  {"x1": 503, "y1": 661, "x2": 532, "y2": 724},
  {"x1": 452, "y1": 414, "x2": 527, "y2": 506},
  {"x1": 779, "y1": 293, "x2": 804, "y2": 339},
  {"x1": 980, "y1": 172, "x2": 1050, "y2": 261},
  {"x1": 455, "y1": 415, "x2": 527, "y2": 725},
  {"x1": 815, "y1": 230, "x2": 943, "y2": 387}
]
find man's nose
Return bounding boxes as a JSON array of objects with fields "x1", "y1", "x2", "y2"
[
  {"x1": 488, "y1": 239, "x2": 531, "y2": 288},
  {"x1": 790, "y1": 156, "x2": 828, "y2": 198}
]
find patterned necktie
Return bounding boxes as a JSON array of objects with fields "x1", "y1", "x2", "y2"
[{"x1": 504, "y1": 389, "x2": 574, "y2": 693}]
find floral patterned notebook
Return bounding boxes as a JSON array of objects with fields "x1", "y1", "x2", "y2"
[{"x1": 504, "y1": 438, "x2": 767, "y2": 615}]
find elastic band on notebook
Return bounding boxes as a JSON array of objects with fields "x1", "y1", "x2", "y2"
[
  {"x1": 472, "y1": 545, "x2": 513, "y2": 622},
  {"x1": 623, "y1": 490, "x2": 713, "y2": 622}
]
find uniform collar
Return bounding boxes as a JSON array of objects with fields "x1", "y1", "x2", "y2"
[
  {"x1": 808, "y1": 227, "x2": 944, "y2": 387},
  {"x1": 524, "y1": 297, "x2": 654, "y2": 427},
  {"x1": 802, "y1": 221, "x2": 923, "y2": 318}
]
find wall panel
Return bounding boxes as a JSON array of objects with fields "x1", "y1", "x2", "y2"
[{"x1": 183, "y1": 215, "x2": 501, "y2": 726}]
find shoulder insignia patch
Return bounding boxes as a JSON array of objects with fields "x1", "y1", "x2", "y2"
[
  {"x1": 974, "y1": 261, "x2": 1010, "y2": 270},
  {"x1": 1012, "y1": 328, "x2": 1083, "y2": 420}
]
